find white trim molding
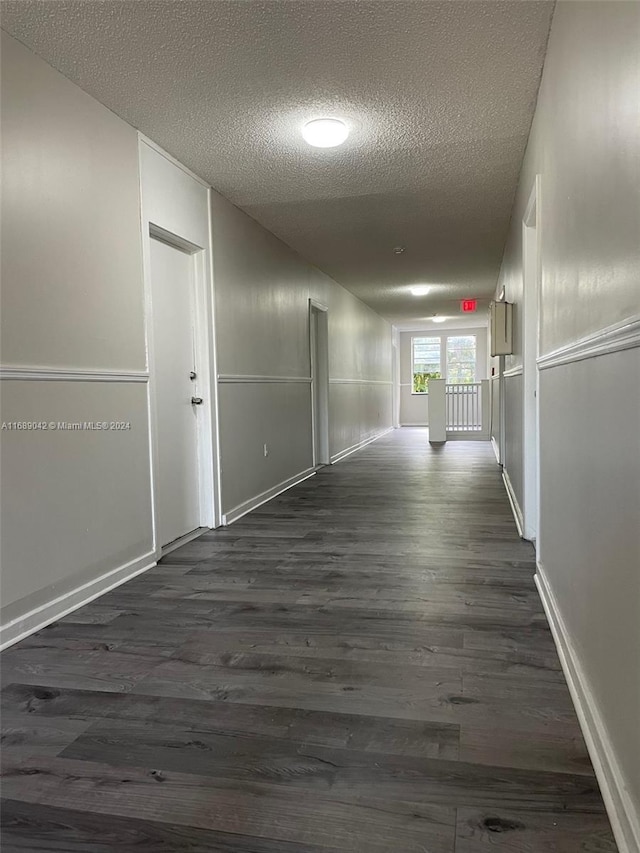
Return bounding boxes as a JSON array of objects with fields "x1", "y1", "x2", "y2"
[
  {"x1": 0, "y1": 366, "x2": 149, "y2": 382},
  {"x1": 537, "y1": 314, "x2": 640, "y2": 371},
  {"x1": 502, "y1": 468, "x2": 524, "y2": 538},
  {"x1": 223, "y1": 468, "x2": 317, "y2": 525},
  {"x1": 138, "y1": 133, "x2": 210, "y2": 188},
  {"x1": 491, "y1": 435, "x2": 501, "y2": 464},
  {"x1": 207, "y1": 189, "x2": 224, "y2": 529},
  {"x1": 535, "y1": 564, "x2": 640, "y2": 853},
  {"x1": 329, "y1": 378, "x2": 393, "y2": 385},
  {"x1": 330, "y1": 427, "x2": 394, "y2": 464},
  {"x1": 217, "y1": 374, "x2": 312, "y2": 384},
  {"x1": 0, "y1": 550, "x2": 157, "y2": 651},
  {"x1": 502, "y1": 365, "x2": 524, "y2": 378}
]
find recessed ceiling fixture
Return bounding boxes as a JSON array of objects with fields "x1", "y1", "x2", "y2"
[
  {"x1": 432, "y1": 315, "x2": 446, "y2": 323},
  {"x1": 302, "y1": 118, "x2": 349, "y2": 148},
  {"x1": 410, "y1": 285, "x2": 430, "y2": 296}
]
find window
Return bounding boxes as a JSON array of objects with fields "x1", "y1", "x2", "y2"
[
  {"x1": 446, "y1": 335, "x2": 477, "y2": 383},
  {"x1": 412, "y1": 337, "x2": 441, "y2": 393},
  {"x1": 411, "y1": 334, "x2": 478, "y2": 392}
]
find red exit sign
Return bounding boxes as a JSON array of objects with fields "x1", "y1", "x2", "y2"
[{"x1": 461, "y1": 299, "x2": 477, "y2": 313}]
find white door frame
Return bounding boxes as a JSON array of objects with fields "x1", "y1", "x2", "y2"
[
  {"x1": 309, "y1": 299, "x2": 330, "y2": 467},
  {"x1": 391, "y1": 337, "x2": 400, "y2": 429},
  {"x1": 522, "y1": 176, "x2": 541, "y2": 545},
  {"x1": 139, "y1": 138, "x2": 222, "y2": 560}
]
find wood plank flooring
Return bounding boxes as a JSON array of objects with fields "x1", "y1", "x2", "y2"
[{"x1": 0, "y1": 430, "x2": 617, "y2": 851}]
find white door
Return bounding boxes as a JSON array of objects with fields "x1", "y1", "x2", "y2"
[{"x1": 150, "y1": 236, "x2": 201, "y2": 548}]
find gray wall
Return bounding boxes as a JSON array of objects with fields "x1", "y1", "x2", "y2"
[
  {"x1": 211, "y1": 191, "x2": 393, "y2": 517},
  {"x1": 496, "y1": 0, "x2": 640, "y2": 836},
  {"x1": 1, "y1": 33, "x2": 393, "y2": 637},
  {"x1": 399, "y1": 327, "x2": 488, "y2": 426},
  {"x1": 489, "y1": 375, "x2": 500, "y2": 460},
  {"x1": 503, "y1": 372, "x2": 524, "y2": 504},
  {"x1": 0, "y1": 33, "x2": 154, "y2": 628}
]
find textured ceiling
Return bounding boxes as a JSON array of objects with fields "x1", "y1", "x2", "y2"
[{"x1": 1, "y1": 0, "x2": 554, "y2": 325}]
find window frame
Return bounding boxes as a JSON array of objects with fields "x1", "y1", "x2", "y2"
[
  {"x1": 445, "y1": 334, "x2": 478, "y2": 385},
  {"x1": 410, "y1": 333, "x2": 478, "y2": 394},
  {"x1": 410, "y1": 335, "x2": 443, "y2": 395}
]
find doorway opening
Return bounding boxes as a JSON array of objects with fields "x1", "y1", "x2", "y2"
[
  {"x1": 309, "y1": 300, "x2": 330, "y2": 467},
  {"x1": 522, "y1": 177, "x2": 541, "y2": 545}
]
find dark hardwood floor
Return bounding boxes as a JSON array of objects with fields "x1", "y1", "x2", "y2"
[{"x1": 0, "y1": 430, "x2": 617, "y2": 851}]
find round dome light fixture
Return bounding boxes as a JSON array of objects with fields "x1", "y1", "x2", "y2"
[
  {"x1": 410, "y1": 285, "x2": 430, "y2": 296},
  {"x1": 302, "y1": 117, "x2": 349, "y2": 148},
  {"x1": 432, "y1": 315, "x2": 446, "y2": 323}
]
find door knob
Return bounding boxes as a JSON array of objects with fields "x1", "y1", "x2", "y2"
[{"x1": 191, "y1": 397, "x2": 203, "y2": 405}]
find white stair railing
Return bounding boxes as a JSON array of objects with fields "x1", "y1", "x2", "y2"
[
  {"x1": 446, "y1": 382, "x2": 482, "y2": 431},
  {"x1": 429, "y1": 379, "x2": 490, "y2": 442}
]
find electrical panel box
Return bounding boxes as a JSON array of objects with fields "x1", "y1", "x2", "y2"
[{"x1": 490, "y1": 301, "x2": 513, "y2": 356}]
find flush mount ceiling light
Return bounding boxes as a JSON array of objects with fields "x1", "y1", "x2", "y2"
[
  {"x1": 410, "y1": 285, "x2": 430, "y2": 296},
  {"x1": 302, "y1": 118, "x2": 349, "y2": 148},
  {"x1": 432, "y1": 315, "x2": 446, "y2": 323}
]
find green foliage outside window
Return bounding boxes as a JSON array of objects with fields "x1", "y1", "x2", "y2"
[{"x1": 412, "y1": 371, "x2": 441, "y2": 394}]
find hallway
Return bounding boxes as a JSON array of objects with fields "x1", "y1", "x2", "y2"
[{"x1": 0, "y1": 431, "x2": 616, "y2": 851}]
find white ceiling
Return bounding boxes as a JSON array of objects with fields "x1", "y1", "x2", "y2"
[
  {"x1": 394, "y1": 314, "x2": 489, "y2": 334},
  {"x1": 1, "y1": 0, "x2": 554, "y2": 325}
]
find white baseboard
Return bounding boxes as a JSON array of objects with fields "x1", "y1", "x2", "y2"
[
  {"x1": 400, "y1": 422, "x2": 428, "y2": 427},
  {"x1": 222, "y1": 468, "x2": 317, "y2": 525},
  {"x1": 0, "y1": 550, "x2": 157, "y2": 651},
  {"x1": 502, "y1": 468, "x2": 524, "y2": 538},
  {"x1": 535, "y1": 564, "x2": 640, "y2": 853},
  {"x1": 491, "y1": 436, "x2": 500, "y2": 463},
  {"x1": 330, "y1": 427, "x2": 393, "y2": 464},
  {"x1": 223, "y1": 427, "x2": 393, "y2": 525}
]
